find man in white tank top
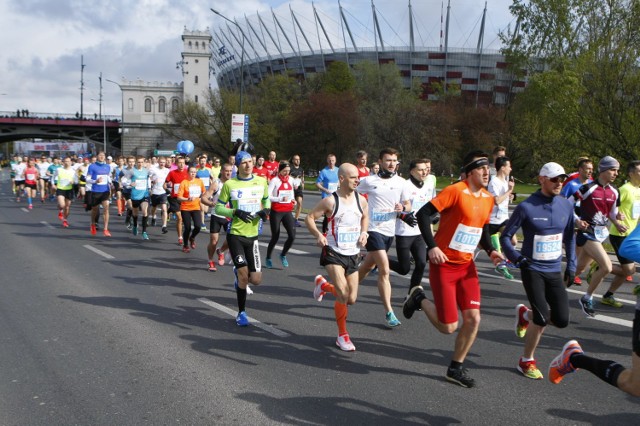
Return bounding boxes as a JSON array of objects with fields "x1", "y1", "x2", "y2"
[{"x1": 305, "y1": 163, "x2": 369, "y2": 351}]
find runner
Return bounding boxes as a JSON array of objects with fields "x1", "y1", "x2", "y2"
[
  {"x1": 176, "y1": 165, "x2": 206, "y2": 253},
  {"x1": 165, "y1": 156, "x2": 189, "y2": 245},
  {"x1": 289, "y1": 154, "x2": 305, "y2": 227},
  {"x1": 214, "y1": 151, "x2": 270, "y2": 326},
  {"x1": 23, "y1": 158, "x2": 39, "y2": 209},
  {"x1": 36, "y1": 155, "x2": 51, "y2": 203},
  {"x1": 86, "y1": 152, "x2": 112, "y2": 237},
  {"x1": 357, "y1": 148, "x2": 414, "y2": 328},
  {"x1": 51, "y1": 156, "x2": 78, "y2": 228},
  {"x1": 253, "y1": 155, "x2": 270, "y2": 180},
  {"x1": 13, "y1": 156, "x2": 26, "y2": 203},
  {"x1": 196, "y1": 154, "x2": 212, "y2": 231},
  {"x1": 130, "y1": 156, "x2": 151, "y2": 240},
  {"x1": 390, "y1": 158, "x2": 437, "y2": 293},
  {"x1": 263, "y1": 150, "x2": 279, "y2": 181},
  {"x1": 265, "y1": 161, "x2": 297, "y2": 268},
  {"x1": 306, "y1": 163, "x2": 369, "y2": 351},
  {"x1": 149, "y1": 157, "x2": 170, "y2": 234},
  {"x1": 500, "y1": 162, "x2": 576, "y2": 380},
  {"x1": 403, "y1": 150, "x2": 505, "y2": 388},
  {"x1": 487, "y1": 156, "x2": 517, "y2": 279},
  {"x1": 201, "y1": 162, "x2": 233, "y2": 271},
  {"x1": 572, "y1": 156, "x2": 624, "y2": 317},
  {"x1": 316, "y1": 154, "x2": 339, "y2": 235}
]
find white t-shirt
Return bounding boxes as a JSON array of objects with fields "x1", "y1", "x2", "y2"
[
  {"x1": 357, "y1": 174, "x2": 405, "y2": 237},
  {"x1": 396, "y1": 176, "x2": 437, "y2": 236},
  {"x1": 488, "y1": 176, "x2": 510, "y2": 225},
  {"x1": 13, "y1": 163, "x2": 26, "y2": 180},
  {"x1": 149, "y1": 167, "x2": 171, "y2": 195}
]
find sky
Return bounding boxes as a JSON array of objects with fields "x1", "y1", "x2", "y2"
[{"x1": 0, "y1": 0, "x2": 516, "y2": 118}]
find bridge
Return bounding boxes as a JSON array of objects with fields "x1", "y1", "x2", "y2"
[{"x1": 0, "y1": 112, "x2": 122, "y2": 150}]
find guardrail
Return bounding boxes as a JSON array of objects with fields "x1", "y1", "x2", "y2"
[{"x1": 0, "y1": 111, "x2": 121, "y2": 121}]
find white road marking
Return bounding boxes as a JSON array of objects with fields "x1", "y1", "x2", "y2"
[
  {"x1": 83, "y1": 244, "x2": 115, "y2": 259},
  {"x1": 257, "y1": 241, "x2": 308, "y2": 255},
  {"x1": 197, "y1": 297, "x2": 291, "y2": 338},
  {"x1": 21, "y1": 207, "x2": 29, "y2": 213},
  {"x1": 40, "y1": 221, "x2": 55, "y2": 230}
]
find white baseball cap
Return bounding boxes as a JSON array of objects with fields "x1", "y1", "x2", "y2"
[{"x1": 539, "y1": 162, "x2": 568, "y2": 178}]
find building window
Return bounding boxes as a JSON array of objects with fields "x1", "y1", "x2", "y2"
[
  {"x1": 127, "y1": 98, "x2": 134, "y2": 111},
  {"x1": 145, "y1": 98, "x2": 152, "y2": 112},
  {"x1": 195, "y1": 75, "x2": 198, "y2": 84},
  {"x1": 172, "y1": 99, "x2": 179, "y2": 112},
  {"x1": 195, "y1": 95, "x2": 198, "y2": 103},
  {"x1": 158, "y1": 98, "x2": 166, "y2": 113},
  {"x1": 195, "y1": 59, "x2": 199, "y2": 63},
  {"x1": 189, "y1": 41, "x2": 192, "y2": 47}
]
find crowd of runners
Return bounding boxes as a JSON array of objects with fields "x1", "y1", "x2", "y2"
[{"x1": 5, "y1": 147, "x2": 640, "y2": 394}]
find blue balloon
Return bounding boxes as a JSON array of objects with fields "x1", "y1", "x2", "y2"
[
  {"x1": 182, "y1": 140, "x2": 194, "y2": 155},
  {"x1": 176, "y1": 140, "x2": 185, "y2": 153}
]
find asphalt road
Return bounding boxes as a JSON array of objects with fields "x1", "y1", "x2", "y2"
[{"x1": 0, "y1": 169, "x2": 638, "y2": 425}]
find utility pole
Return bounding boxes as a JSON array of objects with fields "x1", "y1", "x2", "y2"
[
  {"x1": 80, "y1": 55, "x2": 86, "y2": 119},
  {"x1": 99, "y1": 73, "x2": 106, "y2": 152}
]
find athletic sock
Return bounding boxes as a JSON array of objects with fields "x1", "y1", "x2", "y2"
[
  {"x1": 27, "y1": 197, "x2": 32, "y2": 204},
  {"x1": 133, "y1": 216, "x2": 138, "y2": 227},
  {"x1": 569, "y1": 353, "x2": 625, "y2": 387},
  {"x1": 321, "y1": 282, "x2": 337, "y2": 297},
  {"x1": 490, "y1": 233, "x2": 501, "y2": 252},
  {"x1": 603, "y1": 291, "x2": 613, "y2": 299},
  {"x1": 236, "y1": 287, "x2": 247, "y2": 312},
  {"x1": 126, "y1": 209, "x2": 132, "y2": 221},
  {"x1": 334, "y1": 302, "x2": 348, "y2": 336},
  {"x1": 142, "y1": 216, "x2": 148, "y2": 232},
  {"x1": 449, "y1": 361, "x2": 463, "y2": 370}
]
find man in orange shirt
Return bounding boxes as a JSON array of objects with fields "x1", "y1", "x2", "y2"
[{"x1": 404, "y1": 150, "x2": 504, "y2": 388}]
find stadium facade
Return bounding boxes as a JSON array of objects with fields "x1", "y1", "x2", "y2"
[{"x1": 211, "y1": 1, "x2": 527, "y2": 107}]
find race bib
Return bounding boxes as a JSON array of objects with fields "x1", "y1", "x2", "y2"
[
  {"x1": 26, "y1": 173, "x2": 36, "y2": 181},
  {"x1": 172, "y1": 183, "x2": 180, "y2": 195},
  {"x1": 97, "y1": 174, "x2": 109, "y2": 184},
  {"x1": 134, "y1": 180, "x2": 147, "y2": 191},
  {"x1": 449, "y1": 223, "x2": 482, "y2": 253},
  {"x1": 279, "y1": 189, "x2": 294, "y2": 202},
  {"x1": 328, "y1": 182, "x2": 338, "y2": 192},
  {"x1": 58, "y1": 178, "x2": 70, "y2": 187},
  {"x1": 189, "y1": 185, "x2": 202, "y2": 198},
  {"x1": 632, "y1": 200, "x2": 640, "y2": 220},
  {"x1": 594, "y1": 225, "x2": 609, "y2": 243},
  {"x1": 532, "y1": 233, "x2": 562, "y2": 261},
  {"x1": 336, "y1": 226, "x2": 360, "y2": 250},
  {"x1": 371, "y1": 210, "x2": 396, "y2": 223}
]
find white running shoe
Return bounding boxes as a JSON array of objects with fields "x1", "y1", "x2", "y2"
[
  {"x1": 336, "y1": 334, "x2": 356, "y2": 351},
  {"x1": 246, "y1": 285, "x2": 254, "y2": 295}
]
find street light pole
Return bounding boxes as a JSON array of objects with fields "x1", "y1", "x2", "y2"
[
  {"x1": 105, "y1": 78, "x2": 123, "y2": 154},
  {"x1": 210, "y1": 8, "x2": 245, "y2": 113},
  {"x1": 99, "y1": 73, "x2": 106, "y2": 153}
]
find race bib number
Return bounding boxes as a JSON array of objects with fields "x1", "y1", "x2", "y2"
[
  {"x1": 134, "y1": 180, "x2": 147, "y2": 190},
  {"x1": 172, "y1": 183, "x2": 180, "y2": 195},
  {"x1": 449, "y1": 223, "x2": 482, "y2": 253},
  {"x1": 58, "y1": 178, "x2": 70, "y2": 187},
  {"x1": 633, "y1": 201, "x2": 640, "y2": 220},
  {"x1": 594, "y1": 225, "x2": 609, "y2": 243},
  {"x1": 97, "y1": 174, "x2": 109, "y2": 184},
  {"x1": 532, "y1": 233, "x2": 562, "y2": 261},
  {"x1": 189, "y1": 185, "x2": 202, "y2": 198},
  {"x1": 26, "y1": 173, "x2": 36, "y2": 181},
  {"x1": 371, "y1": 210, "x2": 396, "y2": 223},
  {"x1": 231, "y1": 187, "x2": 263, "y2": 213},
  {"x1": 336, "y1": 226, "x2": 360, "y2": 250},
  {"x1": 328, "y1": 182, "x2": 338, "y2": 192},
  {"x1": 279, "y1": 189, "x2": 294, "y2": 202}
]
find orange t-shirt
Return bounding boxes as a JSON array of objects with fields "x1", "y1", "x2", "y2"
[
  {"x1": 177, "y1": 178, "x2": 205, "y2": 211},
  {"x1": 430, "y1": 180, "x2": 494, "y2": 264}
]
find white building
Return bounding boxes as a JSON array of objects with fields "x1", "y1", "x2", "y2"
[{"x1": 116, "y1": 28, "x2": 212, "y2": 155}]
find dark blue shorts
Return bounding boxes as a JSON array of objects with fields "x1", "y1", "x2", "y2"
[{"x1": 365, "y1": 231, "x2": 394, "y2": 252}]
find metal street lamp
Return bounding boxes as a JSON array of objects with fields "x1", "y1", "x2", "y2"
[
  {"x1": 105, "y1": 78, "x2": 123, "y2": 153},
  {"x1": 210, "y1": 8, "x2": 245, "y2": 113}
]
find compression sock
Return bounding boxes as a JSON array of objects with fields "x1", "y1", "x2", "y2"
[
  {"x1": 236, "y1": 287, "x2": 247, "y2": 312},
  {"x1": 132, "y1": 216, "x2": 138, "y2": 227},
  {"x1": 491, "y1": 233, "x2": 501, "y2": 252},
  {"x1": 569, "y1": 353, "x2": 625, "y2": 387},
  {"x1": 321, "y1": 281, "x2": 338, "y2": 297},
  {"x1": 335, "y1": 302, "x2": 348, "y2": 336},
  {"x1": 142, "y1": 216, "x2": 148, "y2": 232}
]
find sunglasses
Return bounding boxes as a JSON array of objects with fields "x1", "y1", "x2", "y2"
[{"x1": 547, "y1": 176, "x2": 567, "y2": 183}]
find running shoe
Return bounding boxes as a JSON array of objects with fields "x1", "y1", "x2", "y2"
[
  {"x1": 586, "y1": 261, "x2": 599, "y2": 284},
  {"x1": 336, "y1": 334, "x2": 356, "y2": 351},
  {"x1": 132, "y1": 226, "x2": 138, "y2": 236},
  {"x1": 90, "y1": 224, "x2": 97, "y2": 235},
  {"x1": 62, "y1": 220, "x2": 69, "y2": 228},
  {"x1": 280, "y1": 255, "x2": 289, "y2": 268},
  {"x1": 626, "y1": 275, "x2": 633, "y2": 282},
  {"x1": 58, "y1": 210, "x2": 64, "y2": 220},
  {"x1": 572, "y1": 276, "x2": 582, "y2": 286},
  {"x1": 385, "y1": 311, "x2": 401, "y2": 328},
  {"x1": 515, "y1": 304, "x2": 529, "y2": 338},
  {"x1": 402, "y1": 285, "x2": 425, "y2": 319},
  {"x1": 445, "y1": 367, "x2": 475, "y2": 388},
  {"x1": 142, "y1": 231, "x2": 149, "y2": 240},
  {"x1": 151, "y1": 218, "x2": 156, "y2": 226},
  {"x1": 182, "y1": 246, "x2": 190, "y2": 253},
  {"x1": 294, "y1": 220, "x2": 302, "y2": 227},
  {"x1": 161, "y1": 226, "x2": 168, "y2": 234},
  {"x1": 178, "y1": 237, "x2": 183, "y2": 246},
  {"x1": 103, "y1": 230, "x2": 111, "y2": 237},
  {"x1": 601, "y1": 295, "x2": 623, "y2": 308},
  {"x1": 495, "y1": 263, "x2": 514, "y2": 280},
  {"x1": 265, "y1": 258, "x2": 273, "y2": 269},
  {"x1": 217, "y1": 249, "x2": 225, "y2": 266},
  {"x1": 548, "y1": 340, "x2": 583, "y2": 384},
  {"x1": 246, "y1": 285, "x2": 254, "y2": 295},
  {"x1": 200, "y1": 225, "x2": 207, "y2": 231},
  {"x1": 28, "y1": 204, "x2": 33, "y2": 210},
  {"x1": 190, "y1": 238, "x2": 196, "y2": 249},
  {"x1": 579, "y1": 296, "x2": 596, "y2": 317},
  {"x1": 518, "y1": 358, "x2": 543, "y2": 380},
  {"x1": 313, "y1": 275, "x2": 327, "y2": 302},
  {"x1": 236, "y1": 311, "x2": 249, "y2": 327},
  {"x1": 208, "y1": 261, "x2": 217, "y2": 272}
]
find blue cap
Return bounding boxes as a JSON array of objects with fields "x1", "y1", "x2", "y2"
[{"x1": 235, "y1": 150, "x2": 252, "y2": 167}]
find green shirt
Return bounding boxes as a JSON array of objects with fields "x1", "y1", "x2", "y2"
[
  {"x1": 610, "y1": 181, "x2": 640, "y2": 237},
  {"x1": 216, "y1": 175, "x2": 270, "y2": 237}
]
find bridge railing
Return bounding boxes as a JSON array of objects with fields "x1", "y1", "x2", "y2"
[{"x1": 0, "y1": 111, "x2": 121, "y2": 121}]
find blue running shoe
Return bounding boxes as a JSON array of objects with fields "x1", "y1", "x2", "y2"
[
  {"x1": 236, "y1": 311, "x2": 249, "y2": 326},
  {"x1": 132, "y1": 226, "x2": 138, "y2": 236},
  {"x1": 142, "y1": 231, "x2": 149, "y2": 240},
  {"x1": 280, "y1": 255, "x2": 289, "y2": 268},
  {"x1": 265, "y1": 258, "x2": 273, "y2": 269},
  {"x1": 385, "y1": 311, "x2": 401, "y2": 328}
]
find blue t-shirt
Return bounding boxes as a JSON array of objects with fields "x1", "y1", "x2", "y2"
[
  {"x1": 87, "y1": 162, "x2": 111, "y2": 193},
  {"x1": 196, "y1": 167, "x2": 212, "y2": 188},
  {"x1": 316, "y1": 166, "x2": 339, "y2": 199},
  {"x1": 130, "y1": 168, "x2": 150, "y2": 200},
  {"x1": 561, "y1": 177, "x2": 591, "y2": 198}
]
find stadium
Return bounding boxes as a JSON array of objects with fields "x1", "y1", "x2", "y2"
[{"x1": 210, "y1": 1, "x2": 527, "y2": 106}]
